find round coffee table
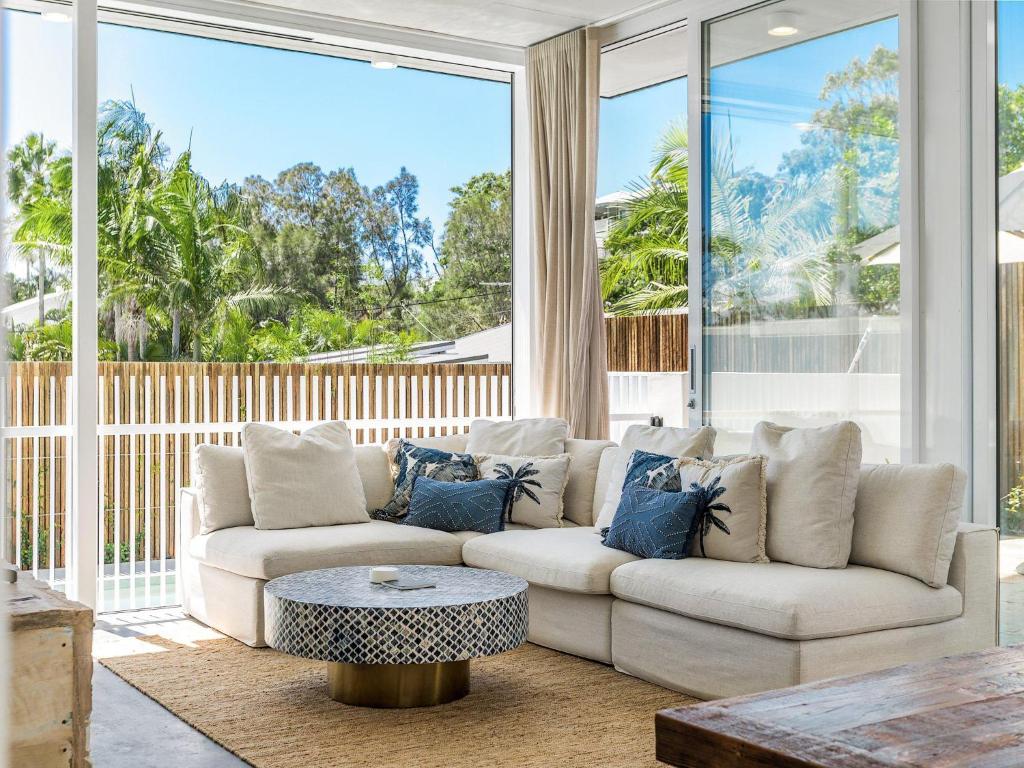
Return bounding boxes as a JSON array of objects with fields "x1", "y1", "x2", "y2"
[{"x1": 264, "y1": 565, "x2": 528, "y2": 708}]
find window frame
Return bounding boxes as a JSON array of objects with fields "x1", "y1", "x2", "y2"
[{"x1": 2, "y1": 0, "x2": 528, "y2": 607}]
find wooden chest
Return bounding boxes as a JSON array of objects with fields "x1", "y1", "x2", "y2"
[{"x1": 9, "y1": 574, "x2": 92, "y2": 768}]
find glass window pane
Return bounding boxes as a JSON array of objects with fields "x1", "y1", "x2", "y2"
[
  {"x1": 598, "y1": 25, "x2": 689, "y2": 443},
  {"x1": 703, "y1": 1, "x2": 901, "y2": 461},
  {"x1": 2, "y1": 7, "x2": 73, "y2": 591}
]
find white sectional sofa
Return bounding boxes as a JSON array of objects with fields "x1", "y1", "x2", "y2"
[{"x1": 179, "y1": 432, "x2": 998, "y2": 700}]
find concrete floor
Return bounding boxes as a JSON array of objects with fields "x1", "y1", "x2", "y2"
[{"x1": 91, "y1": 609, "x2": 248, "y2": 768}]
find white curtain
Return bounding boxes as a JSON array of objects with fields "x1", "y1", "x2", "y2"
[{"x1": 527, "y1": 28, "x2": 609, "y2": 440}]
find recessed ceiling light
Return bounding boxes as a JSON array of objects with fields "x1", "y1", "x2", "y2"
[
  {"x1": 370, "y1": 56, "x2": 399, "y2": 70},
  {"x1": 41, "y1": 9, "x2": 72, "y2": 23},
  {"x1": 767, "y1": 11, "x2": 799, "y2": 37}
]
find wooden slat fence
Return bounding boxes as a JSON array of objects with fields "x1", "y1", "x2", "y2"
[
  {"x1": 3, "y1": 361, "x2": 511, "y2": 609},
  {"x1": 605, "y1": 313, "x2": 689, "y2": 372}
]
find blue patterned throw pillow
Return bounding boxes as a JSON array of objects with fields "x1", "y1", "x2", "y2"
[
  {"x1": 374, "y1": 440, "x2": 479, "y2": 521},
  {"x1": 601, "y1": 486, "x2": 702, "y2": 559},
  {"x1": 404, "y1": 476, "x2": 511, "y2": 534},
  {"x1": 623, "y1": 449, "x2": 682, "y2": 493}
]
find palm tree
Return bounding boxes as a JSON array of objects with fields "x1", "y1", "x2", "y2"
[
  {"x1": 601, "y1": 123, "x2": 689, "y2": 315},
  {"x1": 149, "y1": 153, "x2": 292, "y2": 361},
  {"x1": 601, "y1": 124, "x2": 835, "y2": 317},
  {"x1": 492, "y1": 462, "x2": 542, "y2": 522},
  {"x1": 6, "y1": 133, "x2": 62, "y2": 324}
]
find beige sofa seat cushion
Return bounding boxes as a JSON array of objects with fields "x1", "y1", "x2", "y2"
[
  {"x1": 751, "y1": 421, "x2": 862, "y2": 568},
  {"x1": 851, "y1": 463, "x2": 967, "y2": 587},
  {"x1": 462, "y1": 527, "x2": 638, "y2": 594},
  {"x1": 610, "y1": 558, "x2": 962, "y2": 641},
  {"x1": 450, "y1": 520, "x2": 578, "y2": 545},
  {"x1": 563, "y1": 438, "x2": 616, "y2": 526},
  {"x1": 189, "y1": 520, "x2": 463, "y2": 580}
]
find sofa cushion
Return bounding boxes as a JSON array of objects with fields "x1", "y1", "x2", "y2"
[
  {"x1": 354, "y1": 445, "x2": 394, "y2": 511},
  {"x1": 466, "y1": 418, "x2": 569, "y2": 455},
  {"x1": 462, "y1": 527, "x2": 638, "y2": 594},
  {"x1": 476, "y1": 453, "x2": 571, "y2": 528},
  {"x1": 751, "y1": 421, "x2": 862, "y2": 568},
  {"x1": 595, "y1": 425, "x2": 716, "y2": 530},
  {"x1": 405, "y1": 476, "x2": 510, "y2": 534},
  {"x1": 189, "y1": 520, "x2": 464, "y2": 580},
  {"x1": 850, "y1": 463, "x2": 967, "y2": 587},
  {"x1": 610, "y1": 558, "x2": 962, "y2": 641},
  {"x1": 563, "y1": 438, "x2": 616, "y2": 526},
  {"x1": 376, "y1": 439, "x2": 479, "y2": 521},
  {"x1": 677, "y1": 455, "x2": 769, "y2": 564},
  {"x1": 242, "y1": 421, "x2": 369, "y2": 530},
  {"x1": 192, "y1": 444, "x2": 254, "y2": 534},
  {"x1": 602, "y1": 487, "x2": 702, "y2": 560}
]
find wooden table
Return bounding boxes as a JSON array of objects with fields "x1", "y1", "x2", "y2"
[
  {"x1": 9, "y1": 573, "x2": 93, "y2": 767},
  {"x1": 656, "y1": 645, "x2": 1024, "y2": 768}
]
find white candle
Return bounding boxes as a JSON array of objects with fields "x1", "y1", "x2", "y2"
[{"x1": 370, "y1": 566, "x2": 399, "y2": 584}]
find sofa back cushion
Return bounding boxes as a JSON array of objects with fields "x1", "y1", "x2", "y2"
[
  {"x1": 192, "y1": 444, "x2": 254, "y2": 534},
  {"x1": 354, "y1": 445, "x2": 395, "y2": 511},
  {"x1": 563, "y1": 438, "x2": 616, "y2": 526},
  {"x1": 595, "y1": 425, "x2": 716, "y2": 530},
  {"x1": 751, "y1": 421, "x2": 862, "y2": 569},
  {"x1": 466, "y1": 418, "x2": 569, "y2": 456},
  {"x1": 850, "y1": 463, "x2": 967, "y2": 587},
  {"x1": 242, "y1": 421, "x2": 369, "y2": 529}
]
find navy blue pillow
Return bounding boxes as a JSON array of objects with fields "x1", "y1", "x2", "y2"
[
  {"x1": 601, "y1": 486, "x2": 701, "y2": 559},
  {"x1": 403, "y1": 476, "x2": 511, "y2": 534},
  {"x1": 623, "y1": 449, "x2": 682, "y2": 493}
]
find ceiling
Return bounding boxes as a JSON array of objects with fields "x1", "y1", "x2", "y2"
[{"x1": 243, "y1": 0, "x2": 666, "y2": 48}]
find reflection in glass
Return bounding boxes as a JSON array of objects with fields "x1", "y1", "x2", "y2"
[{"x1": 703, "y1": 2, "x2": 901, "y2": 461}]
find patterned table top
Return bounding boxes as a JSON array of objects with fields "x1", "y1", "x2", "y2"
[{"x1": 264, "y1": 565, "x2": 529, "y2": 665}]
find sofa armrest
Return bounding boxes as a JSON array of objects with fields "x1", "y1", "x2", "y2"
[
  {"x1": 179, "y1": 486, "x2": 202, "y2": 547},
  {"x1": 947, "y1": 522, "x2": 999, "y2": 646}
]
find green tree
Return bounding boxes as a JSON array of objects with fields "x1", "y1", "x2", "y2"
[
  {"x1": 150, "y1": 152, "x2": 291, "y2": 360},
  {"x1": 419, "y1": 170, "x2": 511, "y2": 338},
  {"x1": 999, "y1": 83, "x2": 1024, "y2": 176},
  {"x1": 601, "y1": 123, "x2": 689, "y2": 315},
  {"x1": 6, "y1": 133, "x2": 63, "y2": 324}
]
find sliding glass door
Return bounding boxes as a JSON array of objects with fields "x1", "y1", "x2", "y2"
[{"x1": 701, "y1": 1, "x2": 902, "y2": 460}]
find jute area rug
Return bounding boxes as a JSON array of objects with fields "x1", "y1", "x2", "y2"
[{"x1": 98, "y1": 637, "x2": 697, "y2": 768}]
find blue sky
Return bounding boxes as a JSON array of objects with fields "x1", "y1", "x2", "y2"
[{"x1": 2, "y1": 10, "x2": 511, "y2": 232}]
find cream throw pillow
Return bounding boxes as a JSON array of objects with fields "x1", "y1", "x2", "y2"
[
  {"x1": 192, "y1": 443, "x2": 254, "y2": 534},
  {"x1": 595, "y1": 424, "x2": 716, "y2": 530},
  {"x1": 751, "y1": 421, "x2": 862, "y2": 568},
  {"x1": 242, "y1": 421, "x2": 369, "y2": 530},
  {"x1": 466, "y1": 418, "x2": 569, "y2": 456},
  {"x1": 850, "y1": 463, "x2": 966, "y2": 587},
  {"x1": 476, "y1": 453, "x2": 572, "y2": 528},
  {"x1": 677, "y1": 455, "x2": 768, "y2": 564}
]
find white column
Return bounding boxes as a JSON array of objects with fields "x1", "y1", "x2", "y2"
[{"x1": 71, "y1": 0, "x2": 99, "y2": 608}]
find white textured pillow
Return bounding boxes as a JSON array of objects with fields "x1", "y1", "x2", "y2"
[
  {"x1": 192, "y1": 443, "x2": 254, "y2": 534},
  {"x1": 850, "y1": 463, "x2": 966, "y2": 587},
  {"x1": 466, "y1": 418, "x2": 569, "y2": 456},
  {"x1": 476, "y1": 453, "x2": 572, "y2": 528},
  {"x1": 595, "y1": 424, "x2": 716, "y2": 530},
  {"x1": 752, "y1": 421, "x2": 862, "y2": 569},
  {"x1": 242, "y1": 421, "x2": 369, "y2": 530}
]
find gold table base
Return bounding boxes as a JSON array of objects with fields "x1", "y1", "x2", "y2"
[{"x1": 328, "y1": 660, "x2": 471, "y2": 708}]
